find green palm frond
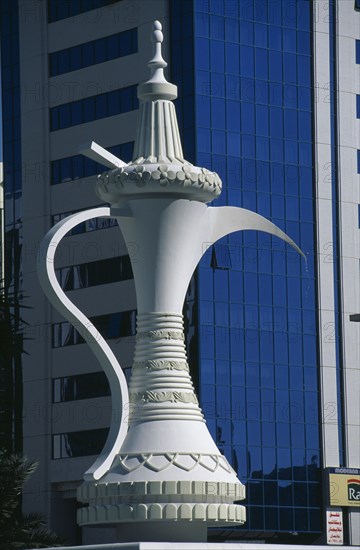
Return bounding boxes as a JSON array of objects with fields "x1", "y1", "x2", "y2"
[
  {"x1": 0, "y1": 451, "x2": 38, "y2": 519},
  {"x1": 0, "y1": 451, "x2": 64, "y2": 549}
]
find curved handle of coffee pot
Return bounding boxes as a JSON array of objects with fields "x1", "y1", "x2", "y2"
[{"x1": 37, "y1": 207, "x2": 129, "y2": 481}]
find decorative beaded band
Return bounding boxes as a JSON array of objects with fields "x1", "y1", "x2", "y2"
[
  {"x1": 129, "y1": 390, "x2": 198, "y2": 405},
  {"x1": 136, "y1": 330, "x2": 184, "y2": 341},
  {"x1": 132, "y1": 360, "x2": 189, "y2": 372}
]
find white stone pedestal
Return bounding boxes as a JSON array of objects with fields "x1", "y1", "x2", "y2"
[
  {"x1": 28, "y1": 543, "x2": 354, "y2": 550},
  {"x1": 29, "y1": 541, "x2": 355, "y2": 550}
]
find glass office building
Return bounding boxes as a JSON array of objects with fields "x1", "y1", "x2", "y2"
[
  {"x1": 173, "y1": 1, "x2": 360, "y2": 545},
  {"x1": 1, "y1": 0, "x2": 359, "y2": 546},
  {"x1": 173, "y1": 0, "x2": 320, "y2": 542}
]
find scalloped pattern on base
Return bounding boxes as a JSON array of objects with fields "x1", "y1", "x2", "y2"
[{"x1": 114, "y1": 452, "x2": 233, "y2": 474}]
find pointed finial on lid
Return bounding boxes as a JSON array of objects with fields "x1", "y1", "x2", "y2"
[
  {"x1": 138, "y1": 20, "x2": 177, "y2": 101},
  {"x1": 148, "y1": 20, "x2": 167, "y2": 81}
]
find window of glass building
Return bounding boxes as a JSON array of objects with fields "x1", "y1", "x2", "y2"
[
  {"x1": 50, "y1": 86, "x2": 138, "y2": 131},
  {"x1": 52, "y1": 208, "x2": 119, "y2": 235},
  {"x1": 211, "y1": 243, "x2": 232, "y2": 269},
  {"x1": 56, "y1": 255, "x2": 133, "y2": 290},
  {"x1": 48, "y1": 0, "x2": 119, "y2": 22},
  {"x1": 53, "y1": 371, "x2": 110, "y2": 402},
  {"x1": 356, "y1": 40, "x2": 360, "y2": 63},
  {"x1": 49, "y1": 28, "x2": 137, "y2": 76},
  {"x1": 52, "y1": 428, "x2": 109, "y2": 459},
  {"x1": 49, "y1": 28, "x2": 138, "y2": 76},
  {"x1": 52, "y1": 309, "x2": 136, "y2": 348},
  {"x1": 51, "y1": 142, "x2": 133, "y2": 184}
]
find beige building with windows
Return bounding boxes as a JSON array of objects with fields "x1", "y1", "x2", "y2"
[{"x1": 1, "y1": 0, "x2": 168, "y2": 544}]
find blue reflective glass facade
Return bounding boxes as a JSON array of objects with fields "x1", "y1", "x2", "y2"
[{"x1": 171, "y1": 0, "x2": 321, "y2": 541}]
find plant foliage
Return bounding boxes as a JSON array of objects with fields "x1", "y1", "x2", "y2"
[{"x1": 0, "y1": 450, "x2": 64, "y2": 549}]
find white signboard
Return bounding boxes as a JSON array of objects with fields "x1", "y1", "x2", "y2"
[{"x1": 326, "y1": 509, "x2": 343, "y2": 545}]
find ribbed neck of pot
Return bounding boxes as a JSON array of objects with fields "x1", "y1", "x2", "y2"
[
  {"x1": 128, "y1": 312, "x2": 204, "y2": 425},
  {"x1": 133, "y1": 312, "x2": 187, "y2": 364},
  {"x1": 132, "y1": 100, "x2": 187, "y2": 165}
]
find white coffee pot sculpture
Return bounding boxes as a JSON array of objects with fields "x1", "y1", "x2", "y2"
[{"x1": 38, "y1": 21, "x2": 303, "y2": 542}]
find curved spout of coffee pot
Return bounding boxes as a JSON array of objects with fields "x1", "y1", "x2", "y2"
[
  {"x1": 114, "y1": 200, "x2": 304, "y2": 318},
  {"x1": 207, "y1": 206, "x2": 305, "y2": 258}
]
